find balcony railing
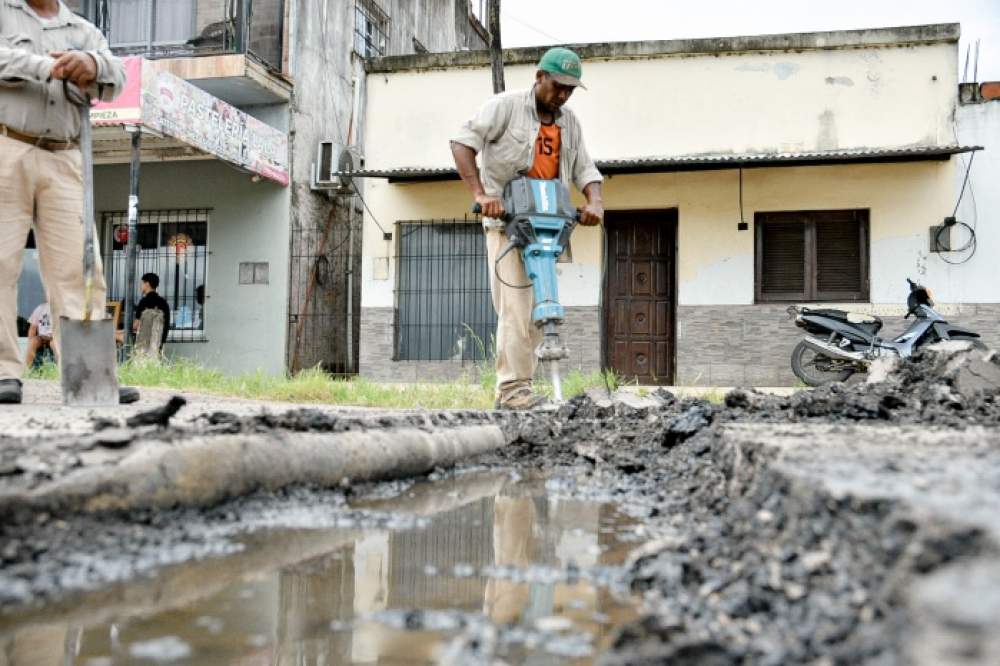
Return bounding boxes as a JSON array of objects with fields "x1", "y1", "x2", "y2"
[{"x1": 68, "y1": 0, "x2": 285, "y2": 73}]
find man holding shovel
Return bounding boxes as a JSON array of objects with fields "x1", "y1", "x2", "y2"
[{"x1": 0, "y1": 0, "x2": 136, "y2": 404}]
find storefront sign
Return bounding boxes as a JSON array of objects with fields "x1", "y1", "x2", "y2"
[
  {"x1": 148, "y1": 72, "x2": 289, "y2": 186},
  {"x1": 91, "y1": 56, "x2": 143, "y2": 126},
  {"x1": 91, "y1": 57, "x2": 290, "y2": 187}
]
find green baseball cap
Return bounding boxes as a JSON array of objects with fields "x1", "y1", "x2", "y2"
[{"x1": 538, "y1": 47, "x2": 586, "y2": 89}]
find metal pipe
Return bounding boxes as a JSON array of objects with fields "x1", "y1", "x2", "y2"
[
  {"x1": 9, "y1": 424, "x2": 510, "y2": 514},
  {"x1": 802, "y1": 336, "x2": 868, "y2": 364},
  {"x1": 123, "y1": 128, "x2": 141, "y2": 350}
]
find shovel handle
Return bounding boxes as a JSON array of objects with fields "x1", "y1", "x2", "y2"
[{"x1": 66, "y1": 81, "x2": 97, "y2": 321}]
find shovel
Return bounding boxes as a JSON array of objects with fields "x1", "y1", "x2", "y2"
[{"x1": 60, "y1": 83, "x2": 120, "y2": 406}]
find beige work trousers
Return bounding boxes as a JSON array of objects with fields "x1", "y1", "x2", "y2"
[
  {"x1": 485, "y1": 228, "x2": 543, "y2": 399},
  {"x1": 0, "y1": 135, "x2": 106, "y2": 381}
]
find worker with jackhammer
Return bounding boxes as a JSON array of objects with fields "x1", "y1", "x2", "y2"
[
  {"x1": 0, "y1": 0, "x2": 137, "y2": 404},
  {"x1": 451, "y1": 47, "x2": 604, "y2": 410}
]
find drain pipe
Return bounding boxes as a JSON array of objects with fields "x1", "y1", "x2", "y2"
[{"x1": 2, "y1": 424, "x2": 509, "y2": 516}]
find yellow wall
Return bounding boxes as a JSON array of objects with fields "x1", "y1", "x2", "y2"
[
  {"x1": 361, "y1": 37, "x2": 968, "y2": 308},
  {"x1": 364, "y1": 43, "x2": 957, "y2": 170},
  {"x1": 360, "y1": 160, "x2": 956, "y2": 308}
]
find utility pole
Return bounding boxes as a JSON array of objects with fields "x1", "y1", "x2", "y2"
[{"x1": 487, "y1": 0, "x2": 504, "y2": 93}]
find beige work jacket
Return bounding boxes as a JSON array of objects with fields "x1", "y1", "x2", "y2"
[
  {"x1": 0, "y1": 0, "x2": 125, "y2": 140},
  {"x1": 451, "y1": 87, "x2": 603, "y2": 205}
]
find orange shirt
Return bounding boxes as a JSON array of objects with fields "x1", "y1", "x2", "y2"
[{"x1": 526, "y1": 122, "x2": 560, "y2": 180}]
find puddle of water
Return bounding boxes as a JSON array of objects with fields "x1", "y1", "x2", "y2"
[{"x1": 1, "y1": 472, "x2": 642, "y2": 665}]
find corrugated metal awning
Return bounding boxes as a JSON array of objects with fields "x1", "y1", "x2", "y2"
[{"x1": 336, "y1": 144, "x2": 982, "y2": 182}]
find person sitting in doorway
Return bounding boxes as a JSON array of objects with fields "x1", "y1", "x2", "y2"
[
  {"x1": 133, "y1": 273, "x2": 171, "y2": 348},
  {"x1": 24, "y1": 302, "x2": 58, "y2": 368}
]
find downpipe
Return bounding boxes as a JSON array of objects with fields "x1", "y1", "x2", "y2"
[{"x1": 801, "y1": 336, "x2": 870, "y2": 366}]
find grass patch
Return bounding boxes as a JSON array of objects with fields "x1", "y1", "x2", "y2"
[
  {"x1": 26, "y1": 358, "x2": 621, "y2": 410},
  {"x1": 28, "y1": 357, "x2": 747, "y2": 408}
]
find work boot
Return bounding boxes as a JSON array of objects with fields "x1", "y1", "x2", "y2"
[
  {"x1": 119, "y1": 386, "x2": 140, "y2": 404},
  {"x1": 0, "y1": 379, "x2": 22, "y2": 404},
  {"x1": 497, "y1": 386, "x2": 549, "y2": 411}
]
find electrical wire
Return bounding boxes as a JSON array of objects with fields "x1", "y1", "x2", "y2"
[
  {"x1": 738, "y1": 166, "x2": 747, "y2": 229},
  {"x1": 493, "y1": 255, "x2": 533, "y2": 289},
  {"x1": 505, "y1": 13, "x2": 566, "y2": 44},
  {"x1": 937, "y1": 150, "x2": 978, "y2": 265},
  {"x1": 952, "y1": 150, "x2": 975, "y2": 218},
  {"x1": 351, "y1": 181, "x2": 391, "y2": 238}
]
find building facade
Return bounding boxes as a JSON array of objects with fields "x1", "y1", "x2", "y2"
[
  {"x1": 354, "y1": 24, "x2": 998, "y2": 386},
  {"x1": 14, "y1": 0, "x2": 485, "y2": 376}
]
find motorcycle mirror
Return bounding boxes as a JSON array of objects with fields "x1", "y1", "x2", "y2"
[{"x1": 906, "y1": 278, "x2": 916, "y2": 290}]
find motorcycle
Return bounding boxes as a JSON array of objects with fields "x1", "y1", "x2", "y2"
[{"x1": 787, "y1": 279, "x2": 985, "y2": 386}]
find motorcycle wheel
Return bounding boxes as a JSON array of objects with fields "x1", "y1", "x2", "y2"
[{"x1": 790, "y1": 340, "x2": 857, "y2": 386}]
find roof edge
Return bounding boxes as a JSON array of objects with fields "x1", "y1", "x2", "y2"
[
  {"x1": 366, "y1": 23, "x2": 960, "y2": 74},
  {"x1": 336, "y1": 145, "x2": 982, "y2": 182}
]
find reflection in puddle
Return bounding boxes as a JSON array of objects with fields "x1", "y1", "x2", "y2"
[{"x1": 2, "y1": 472, "x2": 641, "y2": 665}]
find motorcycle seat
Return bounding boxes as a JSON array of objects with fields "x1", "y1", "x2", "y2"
[{"x1": 802, "y1": 308, "x2": 883, "y2": 334}]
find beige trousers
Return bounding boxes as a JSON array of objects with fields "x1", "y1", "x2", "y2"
[
  {"x1": 485, "y1": 228, "x2": 543, "y2": 398},
  {"x1": 0, "y1": 135, "x2": 106, "y2": 381}
]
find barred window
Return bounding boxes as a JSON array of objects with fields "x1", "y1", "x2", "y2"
[
  {"x1": 355, "y1": 0, "x2": 389, "y2": 58},
  {"x1": 755, "y1": 210, "x2": 869, "y2": 303},
  {"x1": 102, "y1": 209, "x2": 210, "y2": 342},
  {"x1": 395, "y1": 221, "x2": 496, "y2": 361}
]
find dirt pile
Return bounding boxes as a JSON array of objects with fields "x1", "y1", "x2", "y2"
[
  {"x1": 726, "y1": 343, "x2": 1000, "y2": 427},
  {"x1": 460, "y1": 344, "x2": 1000, "y2": 664}
]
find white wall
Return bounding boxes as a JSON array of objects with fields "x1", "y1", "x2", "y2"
[
  {"x1": 95, "y1": 159, "x2": 292, "y2": 376},
  {"x1": 945, "y1": 100, "x2": 1000, "y2": 302}
]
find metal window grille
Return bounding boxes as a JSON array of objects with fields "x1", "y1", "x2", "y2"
[
  {"x1": 395, "y1": 220, "x2": 496, "y2": 362},
  {"x1": 91, "y1": 1, "x2": 284, "y2": 71},
  {"x1": 102, "y1": 209, "x2": 211, "y2": 342},
  {"x1": 354, "y1": 0, "x2": 388, "y2": 58}
]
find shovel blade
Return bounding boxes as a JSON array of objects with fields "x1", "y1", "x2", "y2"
[{"x1": 59, "y1": 316, "x2": 120, "y2": 406}]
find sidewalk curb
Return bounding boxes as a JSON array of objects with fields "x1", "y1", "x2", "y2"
[{"x1": 0, "y1": 424, "x2": 508, "y2": 516}]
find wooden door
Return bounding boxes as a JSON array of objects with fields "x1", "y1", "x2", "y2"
[{"x1": 603, "y1": 210, "x2": 677, "y2": 384}]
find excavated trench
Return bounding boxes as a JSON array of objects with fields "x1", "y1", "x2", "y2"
[{"x1": 1, "y1": 344, "x2": 1000, "y2": 664}]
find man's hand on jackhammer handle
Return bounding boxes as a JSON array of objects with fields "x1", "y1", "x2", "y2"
[
  {"x1": 475, "y1": 194, "x2": 505, "y2": 219},
  {"x1": 578, "y1": 200, "x2": 604, "y2": 226}
]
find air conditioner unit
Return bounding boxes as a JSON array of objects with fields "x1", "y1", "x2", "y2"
[{"x1": 311, "y1": 141, "x2": 363, "y2": 191}]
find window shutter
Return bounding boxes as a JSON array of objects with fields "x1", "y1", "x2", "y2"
[
  {"x1": 759, "y1": 220, "x2": 807, "y2": 300},
  {"x1": 815, "y1": 213, "x2": 862, "y2": 298},
  {"x1": 756, "y1": 210, "x2": 869, "y2": 303}
]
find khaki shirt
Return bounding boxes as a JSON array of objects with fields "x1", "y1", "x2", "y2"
[
  {"x1": 451, "y1": 87, "x2": 603, "y2": 202},
  {"x1": 0, "y1": 0, "x2": 125, "y2": 140}
]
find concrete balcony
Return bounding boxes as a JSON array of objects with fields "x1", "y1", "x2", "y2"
[{"x1": 69, "y1": 0, "x2": 291, "y2": 105}]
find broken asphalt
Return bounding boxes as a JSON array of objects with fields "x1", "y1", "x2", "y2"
[{"x1": 2, "y1": 343, "x2": 1000, "y2": 664}]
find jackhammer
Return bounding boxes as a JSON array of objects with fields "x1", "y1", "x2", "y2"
[{"x1": 474, "y1": 177, "x2": 578, "y2": 402}]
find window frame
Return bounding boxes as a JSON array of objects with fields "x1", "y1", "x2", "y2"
[
  {"x1": 754, "y1": 209, "x2": 870, "y2": 303},
  {"x1": 101, "y1": 208, "x2": 212, "y2": 343},
  {"x1": 354, "y1": 0, "x2": 389, "y2": 58},
  {"x1": 393, "y1": 219, "x2": 496, "y2": 362},
  {"x1": 106, "y1": 0, "x2": 198, "y2": 52}
]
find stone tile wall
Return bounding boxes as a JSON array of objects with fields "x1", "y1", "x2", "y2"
[
  {"x1": 362, "y1": 303, "x2": 1000, "y2": 387},
  {"x1": 676, "y1": 303, "x2": 1000, "y2": 386},
  {"x1": 359, "y1": 306, "x2": 602, "y2": 383}
]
